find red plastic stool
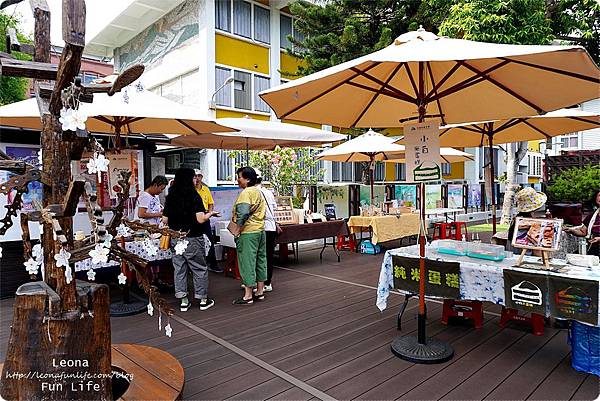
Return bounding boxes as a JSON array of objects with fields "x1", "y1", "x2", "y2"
[
  {"x1": 223, "y1": 247, "x2": 240, "y2": 280},
  {"x1": 449, "y1": 222, "x2": 468, "y2": 240},
  {"x1": 499, "y1": 307, "x2": 545, "y2": 336},
  {"x1": 442, "y1": 300, "x2": 484, "y2": 328},
  {"x1": 433, "y1": 222, "x2": 452, "y2": 239},
  {"x1": 336, "y1": 234, "x2": 356, "y2": 252}
]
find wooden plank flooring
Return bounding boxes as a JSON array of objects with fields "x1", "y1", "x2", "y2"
[{"x1": 0, "y1": 246, "x2": 598, "y2": 400}]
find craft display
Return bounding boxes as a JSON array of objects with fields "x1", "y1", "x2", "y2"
[
  {"x1": 512, "y1": 217, "x2": 564, "y2": 269},
  {"x1": 274, "y1": 196, "x2": 297, "y2": 225}
]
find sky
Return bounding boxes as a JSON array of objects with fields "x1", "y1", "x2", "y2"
[{"x1": 6, "y1": 0, "x2": 135, "y2": 48}]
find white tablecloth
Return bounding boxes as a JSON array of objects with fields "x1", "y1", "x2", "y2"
[
  {"x1": 74, "y1": 239, "x2": 172, "y2": 272},
  {"x1": 377, "y1": 241, "x2": 600, "y2": 325}
]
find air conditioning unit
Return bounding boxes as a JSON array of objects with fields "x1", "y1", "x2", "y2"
[{"x1": 166, "y1": 154, "x2": 181, "y2": 170}]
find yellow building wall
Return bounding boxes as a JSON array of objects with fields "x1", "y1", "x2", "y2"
[
  {"x1": 215, "y1": 34, "x2": 270, "y2": 75},
  {"x1": 280, "y1": 51, "x2": 306, "y2": 79},
  {"x1": 528, "y1": 140, "x2": 542, "y2": 152},
  {"x1": 216, "y1": 109, "x2": 270, "y2": 120},
  {"x1": 385, "y1": 163, "x2": 396, "y2": 181},
  {"x1": 528, "y1": 177, "x2": 541, "y2": 184},
  {"x1": 445, "y1": 162, "x2": 465, "y2": 180}
]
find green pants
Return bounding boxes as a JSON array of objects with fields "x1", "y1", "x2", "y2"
[{"x1": 235, "y1": 231, "x2": 267, "y2": 287}]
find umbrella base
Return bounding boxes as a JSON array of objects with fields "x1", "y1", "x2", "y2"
[{"x1": 391, "y1": 335, "x2": 454, "y2": 364}]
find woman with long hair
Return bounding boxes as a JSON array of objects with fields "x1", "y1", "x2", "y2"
[
  {"x1": 565, "y1": 189, "x2": 600, "y2": 256},
  {"x1": 163, "y1": 168, "x2": 219, "y2": 311}
]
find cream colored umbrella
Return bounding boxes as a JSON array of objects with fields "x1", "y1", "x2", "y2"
[
  {"x1": 0, "y1": 90, "x2": 236, "y2": 138},
  {"x1": 435, "y1": 108, "x2": 600, "y2": 147},
  {"x1": 315, "y1": 129, "x2": 406, "y2": 203},
  {"x1": 384, "y1": 145, "x2": 474, "y2": 163},
  {"x1": 260, "y1": 28, "x2": 600, "y2": 363},
  {"x1": 170, "y1": 117, "x2": 347, "y2": 151}
]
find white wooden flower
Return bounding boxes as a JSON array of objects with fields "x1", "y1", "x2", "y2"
[
  {"x1": 86, "y1": 269, "x2": 96, "y2": 281},
  {"x1": 89, "y1": 244, "x2": 109, "y2": 265},
  {"x1": 102, "y1": 234, "x2": 114, "y2": 249},
  {"x1": 37, "y1": 150, "x2": 42, "y2": 167},
  {"x1": 144, "y1": 238, "x2": 159, "y2": 258},
  {"x1": 64, "y1": 265, "x2": 73, "y2": 284},
  {"x1": 24, "y1": 258, "x2": 39, "y2": 275},
  {"x1": 54, "y1": 248, "x2": 71, "y2": 268},
  {"x1": 59, "y1": 108, "x2": 87, "y2": 132},
  {"x1": 32, "y1": 244, "x2": 43, "y2": 261},
  {"x1": 116, "y1": 223, "x2": 132, "y2": 238},
  {"x1": 174, "y1": 239, "x2": 189, "y2": 256},
  {"x1": 117, "y1": 272, "x2": 127, "y2": 285},
  {"x1": 0, "y1": 245, "x2": 3, "y2": 259},
  {"x1": 164, "y1": 323, "x2": 172, "y2": 338},
  {"x1": 86, "y1": 154, "x2": 110, "y2": 175},
  {"x1": 147, "y1": 302, "x2": 154, "y2": 316}
]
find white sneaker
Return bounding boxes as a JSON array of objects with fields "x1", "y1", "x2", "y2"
[
  {"x1": 264, "y1": 284, "x2": 273, "y2": 292},
  {"x1": 199, "y1": 298, "x2": 215, "y2": 311},
  {"x1": 180, "y1": 297, "x2": 190, "y2": 312}
]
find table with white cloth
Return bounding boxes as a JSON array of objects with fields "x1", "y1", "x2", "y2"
[
  {"x1": 74, "y1": 239, "x2": 173, "y2": 272},
  {"x1": 376, "y1": 241, "x2": 600, "y2": 326}
]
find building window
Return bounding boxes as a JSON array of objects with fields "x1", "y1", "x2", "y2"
[
  {"x1": 332, "y1": 161, "x2": 340, "y2": 182},
  {"x1": 441, "y1": 163, "x2": 451, "y2": 176},
  {"x1": 217, "y1": 150, "x2": 232, "y2": 181},
  {"x1": 82, "y1": 72, "x2": 99, "y2": 84},
  {"x1": 254, "y1": 5, "x2": 270, "y2": 44},
  {"x1": 215, "y1": 0, "x2": 231, "y2": 32},
  {"x1": 395, "y1": 163, "x2": 406, "y2": 181},
  {"x1": 233, "y1": 0, "x2": 251, "y2": 38},
  {"x1": 280, "y1": 14, "x2": 293, "y2": 49},
  {"x1": 151, "y1": 70, "x2": 200, "y2": 105},
  {"x1": 560, "y1": 135, "x2": 578, "y2": 148},
  {"x1": 234, "y1": 70, "x2": 251, "y2": 110},
  {"x1": 374, "y1": 162, "x2": 385, "y2": 181},
  {"x1": 342, "y1": 162, "x2": 353, "y2": 182},
  {"x1": 215, "y1": 67, "x2": 232, "y2": 107},
  {"x1": 253, "y1": 75, "x2": 270, "y2": 112}
]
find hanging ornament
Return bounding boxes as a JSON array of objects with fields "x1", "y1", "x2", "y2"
[
  {"x1": 86, "y1": 269, "x2": 96, "y2": 281},
  {"x1": 116, "y1": 223, "x2": 132, "y2": 238},
  {"x1": 24, "y1": 258, "x2": 39, "y2": 275},
  {"x1": 164, "y1": 323, "x2": 172, "y2": 338},
  {"x1": 32, "y1": 244, "x2": 43, "y2": 261},
  {"x1": 86, "y1": 153, "x2": 110, "y2": 182},
  {"x1": 37, "y1": 150, "x2": 43, "y2": 167},
  {"x1": 102, "y1": 234, "x2": 114, "y2": 249},
  {"x1": 89, "y1": 244, "x2": 110, "y2": 265},
  {"x1": 117, "y1": 272, "x2": 127, "y2": 285},
  {"x1": 174, "y1": 239, "x2": 189, "y2": 256},
  {"x1": 147, "y1": 302, "x2": 154, "y2": 316},
  {"x1": 54, "y1": 248, "x2": 71, "y2": 268},
  {"x1": 59, "y1": 107, "x2": 88, "y2": 132},
  {"x1": 158, "y1": 307, "x2": 162, "y2": 331},
  {"x1": 0, "y1": 245, "x2": 3, "y2": 259},
  {"x1": 64, "y1": 265, "x2": 73, "y2": 284}
]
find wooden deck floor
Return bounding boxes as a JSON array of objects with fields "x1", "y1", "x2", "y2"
[{"x1": 1, "y1": 247, "x2": 598, "y2": 400}]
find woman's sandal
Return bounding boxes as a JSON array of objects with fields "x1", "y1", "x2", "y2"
[
  {"x1": 232, "y1": 297, "x2": 254, "y2": 305},
  {"x1": 253, "y1": 293, "x2": 265, "y2": 301}
]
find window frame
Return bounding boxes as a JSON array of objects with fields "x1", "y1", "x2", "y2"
[
  {"x1": 279, "y1": 11, "x2": 304, "y2": 52},
  {"x1": 216, "y1": 0, "x2": 271, "y2": 46},
  {"x1": 214, "y1": 64, "x2": 272, "y2": 114}
]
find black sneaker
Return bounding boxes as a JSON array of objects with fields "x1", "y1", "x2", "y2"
[
  {"x1": 199, "y1": 298, "x2": 215, "y2": 311},
  {"x1": 208, "y1": 266, "x2": 224, "y2": 274},
  {"x1": 232, "y1": 297, "x2": 254, "y2": 305}
]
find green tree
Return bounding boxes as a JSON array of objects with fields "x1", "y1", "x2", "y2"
[
  {"x1": 548, "y1": 164, "x2": 600, "y2": 203},
  {"x1": 0, "y1": 11, "x2": 32, "y2": 105}
]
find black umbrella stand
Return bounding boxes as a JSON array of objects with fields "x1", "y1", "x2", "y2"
[{"x1": 391, "y1": 61, "x2": 454, "y2": 364}]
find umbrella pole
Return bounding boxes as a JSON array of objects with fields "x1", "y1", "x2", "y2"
[
  {"x1": 370, "y1": 158, "x2": 375, "y2": 205},
  {"x1": 487, "y1": 126, "x2": 497, "y2": 235},
  {"x1": 391, "y1": 61, "x2": 453, "y2": 364}
]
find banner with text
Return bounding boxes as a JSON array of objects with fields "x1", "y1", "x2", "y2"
[
  {"x1": 404, "y1": 122, "x2": 441, "y2": 182},
  {"x1": 548, "y1": 276, "x2": 598, "y2": 325},
  {"x1": 503, "y1": 270, "x2": 548, "y2": 315},
  {"x1": 392, "y1": 255, "x2": 460, "y2": 299}
]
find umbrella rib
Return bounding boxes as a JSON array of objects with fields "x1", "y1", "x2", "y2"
[
  {"x1": 426, "y1": 62, "x2": 447, "y2": 126},
  {"x1": 425, "y1": 61, "x2": 462, "y2": 100},
  {"x1": 176, "y1": 118, "x2": 202, "y2": 135},
  {"x1": 569, "y1": 116, "x2": 600, "y2": 127},
  {"x1": 349, "y1": 67, "x2": 417, "y2": 103},
  {"x1": 403, "y1": 62, "x2": 419, "y2": 98},
  {"x1": 350, "y1": 63, "x2": 404, "y2": 127},
  {"x1": 93, "y1": 115, "x2": 115, "y2": 125},
  {"x1": 499, "y1": 56, "x2": 600, "y2": 84},
  {"x1": 493, "y1": 118, "x2": 523, "y2": 134},
  {"x1": 460, "y1": 61, "x2": 544, "y2": 113},
  {"x1": 279, "y1": 62, "x2": 381, "y2": 119},
  {"x1": 346, "y1": 81, "x2": 415, "y2": 104},
  {"x1": 521, "y1": 119, "x2": 552, "y2": 139},
  {"x1": 428, "y1": 60, "x2": 510, "y2": 102}
]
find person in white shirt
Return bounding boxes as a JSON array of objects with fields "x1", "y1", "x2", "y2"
[
  {"x1": 136, "y1": 175, "x2": 168, "y2": 225},
  {"x1": 256, "y1": 170, "x2": 277, "y2": 292}
]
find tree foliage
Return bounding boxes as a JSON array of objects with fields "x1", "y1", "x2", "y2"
[
  {"x1": 548, "y1": 164, "x2": 600, "y2": 203},
  {"x1": 0, "y1": 11, "x2": 32, "y2": 105}
]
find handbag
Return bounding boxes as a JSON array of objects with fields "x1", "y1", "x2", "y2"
[
  {"x1": 227, "y1": 219, "x2": 242, "y2": 237},
  {"x1": 261, "y1": 190, "x2": 283, "y2": 235}
]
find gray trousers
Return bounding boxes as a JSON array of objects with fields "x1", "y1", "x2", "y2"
[{"x1": 172, "y1": 236, "x2": 208, "y2": 299}]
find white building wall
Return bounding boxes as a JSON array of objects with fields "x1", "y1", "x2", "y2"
[{"x1": 581, "y1": 98, "x2": 600, "y2": 150}]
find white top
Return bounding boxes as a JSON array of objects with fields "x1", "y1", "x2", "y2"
[
  {"x1": 135, "y1": 191, "x2": 163, "y2": 225},
  {"x1": 259, "y1": 186, "x2": 277, "y2": 232}
]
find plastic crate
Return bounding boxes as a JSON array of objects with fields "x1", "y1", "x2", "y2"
[{"x1": 569, "y1": 321, "x2": 600, "y2": 376}]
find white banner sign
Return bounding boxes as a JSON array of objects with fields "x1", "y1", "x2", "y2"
[{"x1": 404, "y1": 122, "x2": 441, "y2": 182}]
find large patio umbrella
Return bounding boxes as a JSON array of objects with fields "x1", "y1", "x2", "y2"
[
  {"x1": 260, "y1": 27, "x2": 600, "y2": 363},
  {"x1": 384, "y1": 146, "x2": 474, "y2": 163},
  {"x1": 170, "y1": 117, "x2": 347, "y2": 152},
  {"x1": 0, "y1": 90, "x2": 237, "y2": 140},
  {"x1": 315, "y1": 129, "x2": 406, "y2": 204}
]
